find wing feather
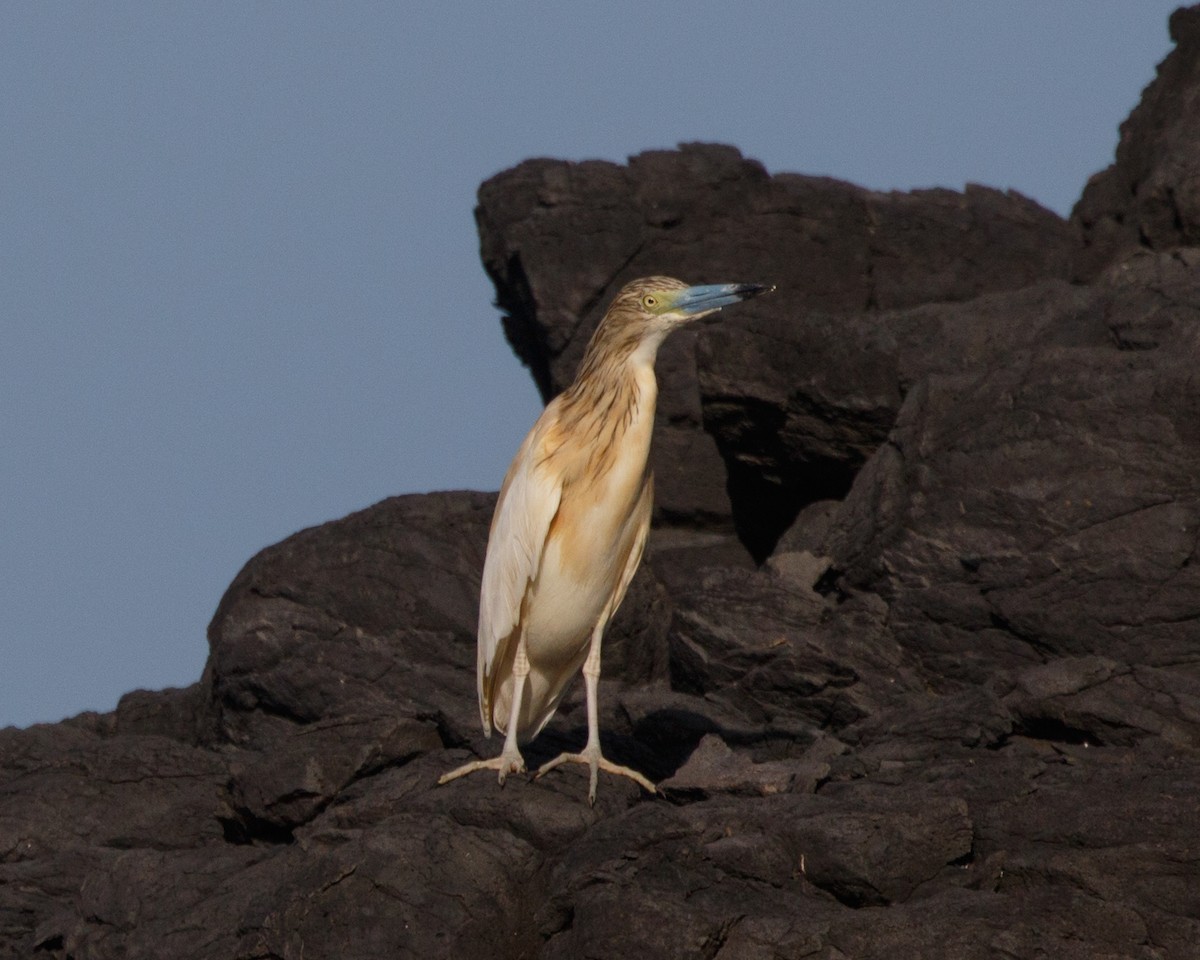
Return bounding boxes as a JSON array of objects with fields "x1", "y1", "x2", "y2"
[
  {"x1": 476, "y1": 411, "x2": 564, "y2": 734},
  {"x1": 607, "y1": 473, "x2": 653, "y2": 621}
]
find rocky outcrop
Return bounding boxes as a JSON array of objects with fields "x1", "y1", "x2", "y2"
[
  {"x1": 478, "y1": 146, "x2": 1076, "y2": 540},
  {"x1": 4, "y1": 9, "x2": 1200, "y2": 958},
  {"x1": 1073, "y1": 6, "x2": 1200, "y2": 277}
]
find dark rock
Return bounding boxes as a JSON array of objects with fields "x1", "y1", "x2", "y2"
[
  {"x1": 204, "y1": 490, "x2": 492, "y2": 748},
  {"x1": 478, "y1": 143, "x2": 1075, "y2": 538},
  {"x1": 659, "y1": 733, "x2": 827, "y2": 797},
  {"x1": 698, "y1": 277, "x2": 1099, "y2": 556},
  {"x1": 822, "y1": 251, "x2": 1200, "y2": 697},
  {"x1": 1073, "y1": 6, "x2": 1200, "y2": 276},
  {"x1": 114, "y1": 684, "x2": 207, "y2": 743},
  {"x1": 5, "y1": 9, "x2": 1200, "y2": 957}
]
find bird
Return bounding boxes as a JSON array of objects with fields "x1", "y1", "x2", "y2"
[{"x1": 439, "y1": 276, "x2": 773, "y2": 804}]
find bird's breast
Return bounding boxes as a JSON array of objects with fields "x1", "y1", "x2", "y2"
[
  {"x1": 550, "y1": 378, "x2": 655, "y2": 577},
  {"x1": 522, "y1": 373, "x2": 656, "y2": 667},
  {"x1": 525, "y1": 476, "x2": 650, "y2": 668}
]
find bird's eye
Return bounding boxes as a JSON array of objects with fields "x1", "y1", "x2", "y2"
[{"x1": 642, "y1": 295, "x2": 657, "y2": 308}]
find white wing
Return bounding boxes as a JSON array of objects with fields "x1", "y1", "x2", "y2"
[{"x1": 477, "y1": 412, "x2": 563, "y2": 734}]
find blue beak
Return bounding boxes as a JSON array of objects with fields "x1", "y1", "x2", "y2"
[{"x1": 673, "y1": 283, "x2": 773, "y2": 315}]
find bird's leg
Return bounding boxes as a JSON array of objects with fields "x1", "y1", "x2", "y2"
[
  {"x1": 535, "y1": 624, "x2": 656, "y2": 805},
  {"x1": 438, "y1": 635, "x2": 530, "y2": 788},
  {"x1": 495, "y1": 636, "x2": 531, "y2": 782}
]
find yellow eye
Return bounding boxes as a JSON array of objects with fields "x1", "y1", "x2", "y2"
[{"x1": 642, "y1": 295, "x2": 657, "y2": 309}]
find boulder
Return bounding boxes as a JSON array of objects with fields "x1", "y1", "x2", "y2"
[
  {"x1": 1073, "y1": 6, "x2": 1200, "y2": 276},
  {"x1": 478, "y1": 144, "x2": 1075, "y2": 538}
]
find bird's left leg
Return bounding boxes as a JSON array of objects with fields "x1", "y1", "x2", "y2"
[
  {"x1": 438, "y1": 634, "x2": 530, "y2": 788},
  {"x1": 535, "y1": 621, "x2": 656, "y2": 805}
]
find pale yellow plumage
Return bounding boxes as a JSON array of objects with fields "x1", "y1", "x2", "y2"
[{"x1": 440, "y1": 276, "x2": 771, "y2": 803}]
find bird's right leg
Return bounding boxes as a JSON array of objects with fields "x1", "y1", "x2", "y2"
[
  {"x1": 438, "y1": 635, "x2": 530, "y2": 787},
  {"x1": 534, "y1": 620, "x2": 656, "y2": 805}
]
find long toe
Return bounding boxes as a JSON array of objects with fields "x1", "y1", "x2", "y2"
[
  {"x1": 596, "y1": 755, "x2": 657, "y2": 796},
  {"x1": 535, "y1": 749, "x2": 656, "y2": 803},
  {"x1": 534, "y1": 751, "x2": 583, "y2": 780},
  {"x1": 588, "y1": 757, "x2": 600, "y2": 806},
  {"x1": 438, "y1": 750, "x2": 526, "y2": 788}
]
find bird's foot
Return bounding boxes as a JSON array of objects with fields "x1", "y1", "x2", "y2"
[
  {"x1": 438, "y1": 748, "x2": 526, "y2": 788},
  {"x1": 535, "y1": 745, "x2": 657, "y2": 806}
]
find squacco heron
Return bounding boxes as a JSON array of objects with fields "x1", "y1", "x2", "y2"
[{"x1": 439, "y1": 276, "x2": 772, "y2": 803}]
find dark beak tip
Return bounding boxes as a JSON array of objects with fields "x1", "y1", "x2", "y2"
[{"x1": 737, "y1": 283, "x2": 775, "y2": 300}]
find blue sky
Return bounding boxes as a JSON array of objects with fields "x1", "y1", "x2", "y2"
[{"x1": 1, "y1": 2, "x2": 1183, "y2": 728}]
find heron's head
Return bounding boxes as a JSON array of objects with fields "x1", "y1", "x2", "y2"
[
  {"x1": 607, "y1": 276, "x2": 773, "y2": 339},
  {"x1": 574, "y1": 276, "x2": 774, "y2": 383}
]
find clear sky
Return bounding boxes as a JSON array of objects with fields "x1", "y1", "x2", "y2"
[{"x1": 1, "y1": 2, "x2": 1184, "y2": 729}]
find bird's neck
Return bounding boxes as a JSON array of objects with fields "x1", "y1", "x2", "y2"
[
  {"x1": 559, "y1": 328, "x2": 662, "y2": 445},
  {"x1": 570, "y1": 322, "x2": 667, "y2": 393}
]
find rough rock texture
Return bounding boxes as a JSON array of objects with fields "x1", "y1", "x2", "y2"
[
  {"x1": 478, "y1": 144, "x2": 1077, "y2": 537},
  {"x1": 1073, "y1": 5, "x2": 1200, "y2": 278},
  {"x1": 5, "y1": 11, "x2": 1200, "y2": 959}
]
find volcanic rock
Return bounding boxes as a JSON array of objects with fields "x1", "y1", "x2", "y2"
[
  {"x1": 1073, "y1": 5, "x2": 1200, "y2": 277},
  {"x1": 4, "y1": 9, "x2": 1200, "y2": 958},
  {"x1": 478, "y1": 144, "x2": 1076, "y2": 538}
]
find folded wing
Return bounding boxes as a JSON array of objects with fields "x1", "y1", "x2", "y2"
[{"x1": 477, "y1": 415, "x2": 564, "y2": 734}]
